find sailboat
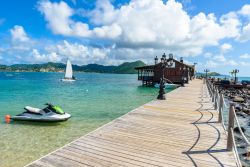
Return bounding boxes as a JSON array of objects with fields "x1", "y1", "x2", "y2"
[{"x1": 61, "y1": 59, "x2": 76, "y2": 82}]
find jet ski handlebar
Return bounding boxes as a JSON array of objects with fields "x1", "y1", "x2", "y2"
[{"x1": 45, "y1": 103, "x2": 54, "y2": 107}]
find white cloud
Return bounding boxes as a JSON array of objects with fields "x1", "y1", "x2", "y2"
[
  {"x1": 30, "y1": 49, "x2": 61, "y2": 63},
  {"x1": 220, "y1": 43, "x2": 232, "y2": 52},
  {"x1": 37, "y1": 0, "x2": 121, "y2": 39},
  {"x1": 239, "y1": 61, "x2": 250, "y2": 66},
  {"x1": 205, "y1": 58, "x2": 238, "y2": 68},
  {"x1": 88, "y1": 0, "x2": 119, "y2": 25},
  {"x1": 44, "y1": 40, "x2": 110, "y2": 64},
  {"x1": 93, "y1": 23, "x2": 122, "y2": 39},
  {"x1": 240, "y1": 53, "x2": 250, "y2": 59},
  {"x1": 238, "y1": 4, "x2": 250, "y2": 17},
  {"x1": 204, "y1": 52, "x2": 212, "y2": 58},
  {"x1": 38, "y1": 0, "x2": 242, "y2": 56},
  {"x1": 2, "y1": 0, "x2": 249, "y2": 68},
  {"x1": 205, "y1": 60, "x2": 219, "y2": 68},
  {"x1": 10, "y1": 25, "x2": 30, "y2": 42},
  {"x1": 238, "y1": 23, "x2": 250, "y2": 42},
  {"x1": 213, "y1": 54, "x2": 226, "y2": 62},
  {"x1": 219, "y1": 12, "x2": 241, "y2": 38},
  {"x1": 226, "y1": 60, "x2": 238, "y2": 66},
  {"x1": 38, "y1": 1, "x2": 92, "y2": 37}
]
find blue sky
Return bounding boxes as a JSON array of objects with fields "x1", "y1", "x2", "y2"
[{"x1": 0, "y1": 0, "x2": 250, "y2": 76}]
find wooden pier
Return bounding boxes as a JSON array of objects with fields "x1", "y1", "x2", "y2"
[{"x1": 26, "y1": 80, "x2": 238, "y2": 167}]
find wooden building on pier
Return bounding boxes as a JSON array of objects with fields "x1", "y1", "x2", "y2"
[{"x1": 135, "y1": 53, "x2": 195, "y2": 86}]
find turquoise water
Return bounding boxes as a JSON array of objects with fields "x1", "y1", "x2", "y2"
[
  {"x1": 0, "y1": 72, "x2": 172, "y2": 167},
  {"x1": 213, "y1": 76, "x2": 250, "y2": 81}
]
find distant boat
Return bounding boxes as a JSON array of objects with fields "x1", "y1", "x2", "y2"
[
  {"x1": 61, "y1": 59, "x2": 76, "y2": 82},
  {"x1": 154, "y1": 83, "x2": 178, "y2": 89}
]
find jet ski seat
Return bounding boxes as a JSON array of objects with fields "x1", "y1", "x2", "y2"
[{"x1": 24, "y1": 106, "x2": 41, "y2": 114}]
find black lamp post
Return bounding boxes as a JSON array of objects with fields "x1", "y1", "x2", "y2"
[
  {"x1": 232, "y1": 69, "x2": 239, "y2": 84},
  {"x1": 204, "y1": 69, "x2": 210, "y2": 79},
  {"x1": 180, "y1": 66, "x2": 187, "y2": 87},
  {"x1": 157, "y1": 53, "x2": 174, "y2": 100}
]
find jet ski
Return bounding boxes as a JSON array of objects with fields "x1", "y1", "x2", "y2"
[{"x1": 12, "y1": 103, "x2": 71, "y2": 122}]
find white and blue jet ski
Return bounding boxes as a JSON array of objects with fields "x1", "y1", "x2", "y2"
[{"x1": 12, "y1": 103, "x2": 71, "y2": 122}]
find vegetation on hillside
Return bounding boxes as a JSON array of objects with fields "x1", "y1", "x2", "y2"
[{"x1": 0, "y1": 61, "x2": 146, "y2": 74}]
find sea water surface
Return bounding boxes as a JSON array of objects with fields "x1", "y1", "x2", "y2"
[{"x1": 0, "y1": 72, "x2": 173, "y2": 167}]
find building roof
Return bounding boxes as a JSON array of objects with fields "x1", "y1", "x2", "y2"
[{"x1": 135, "y1": 58, "x2": 195, "y2": 70}]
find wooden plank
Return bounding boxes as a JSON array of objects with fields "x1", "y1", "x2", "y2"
[{"x1": 26, "y1": 80, "x2": 238, "y2": 167}]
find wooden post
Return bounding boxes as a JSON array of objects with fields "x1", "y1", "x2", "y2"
[
  {"x1": 214, "y1": 89, "x2": 218, "y2": 110},
  {"x1": 227, "y1": 103, "x2": 235, "y2": 151},
  {"x1": 212, "y1": 84, "x2": 215, "y2": 102},
  {"x1": 218, "y1": 93, "x2": 223, "y2": 123}
]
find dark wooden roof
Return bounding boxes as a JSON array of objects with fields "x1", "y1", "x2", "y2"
[{"x1": 135, "y1": 59, "x2": 195, "y2": 70}]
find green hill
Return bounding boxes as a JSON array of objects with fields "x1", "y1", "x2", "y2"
[
  {"x1": 81, "y1": 64, "x2": 116, "y2": 73},
  {"x1": 114, "y1": 61, "x2": 146, "y2": 74},
  {"x1": 0, "y1": 61, "x2": 146, "y2": 74}
]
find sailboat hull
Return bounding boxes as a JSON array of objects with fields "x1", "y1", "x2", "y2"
[{"x1": 61, "y1": 78, "x2": 76, "y2": 82}]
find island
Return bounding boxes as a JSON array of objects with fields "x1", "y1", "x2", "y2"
[{"x1": 0, "y1": 61, "x2": 146, "y2": 74}]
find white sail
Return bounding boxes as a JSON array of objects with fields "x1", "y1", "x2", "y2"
[{"x1": 65, "y1": 59, "x2": 73, "y2": 79}]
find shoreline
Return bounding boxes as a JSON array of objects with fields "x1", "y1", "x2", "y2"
[
  {"x1": 0, "y1": 71, "x2": 139, "y2": 75},
  {"x1": 216, "y1": 82, "x2": 250, "y2": 165}
]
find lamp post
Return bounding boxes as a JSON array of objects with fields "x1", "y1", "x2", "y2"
[
  {"x1": 204, "y1": 69, "x2": 210, "y2": 79},
  {"x1": 232, "y1": 69, "x2": 239, "y2": 84},
  {"x1": 180, "y1": 66, "x2": 187, "y2": 87},
  {"x1": 157, "y1": 53, "x2": 174, "y2": 100}
]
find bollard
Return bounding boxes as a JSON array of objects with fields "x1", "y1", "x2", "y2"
[{"x1": 227, "y1": 103, "x2": 235, "y2": 151}]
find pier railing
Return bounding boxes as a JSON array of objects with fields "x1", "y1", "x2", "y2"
[{"x1": 206, "y1": 79, "x2": 248, "y2": 167}]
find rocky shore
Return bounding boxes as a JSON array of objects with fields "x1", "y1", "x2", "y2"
[
  {"x1": 219, "y1": 85, "x2": 250, "y2": 166},
  {"x1": 220, "y1": 87, "x2": 250, "y2": 114}
]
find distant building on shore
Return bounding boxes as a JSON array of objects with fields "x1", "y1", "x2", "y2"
[{"x1": 135, "y1": 53, "x2": 195, "y2": 86}]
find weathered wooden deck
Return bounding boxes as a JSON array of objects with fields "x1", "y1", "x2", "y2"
[{"x1": 26, "y1": 80, "x2": 237, "y2": 167}]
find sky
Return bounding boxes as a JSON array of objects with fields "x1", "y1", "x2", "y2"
[{"x1": 0, "y1": 0, "x2": 250, "y2": 76}]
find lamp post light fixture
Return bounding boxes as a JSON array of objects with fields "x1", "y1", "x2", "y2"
[
  {"x1": 232, "y1": 69, "x2": 239, "y2": 84},
  {"x1": 157, "y1": 53, "x2": 174, "y2": 100},
  {"x1": 204, "y1": 69, "x2": 210, "y2": 79}
]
